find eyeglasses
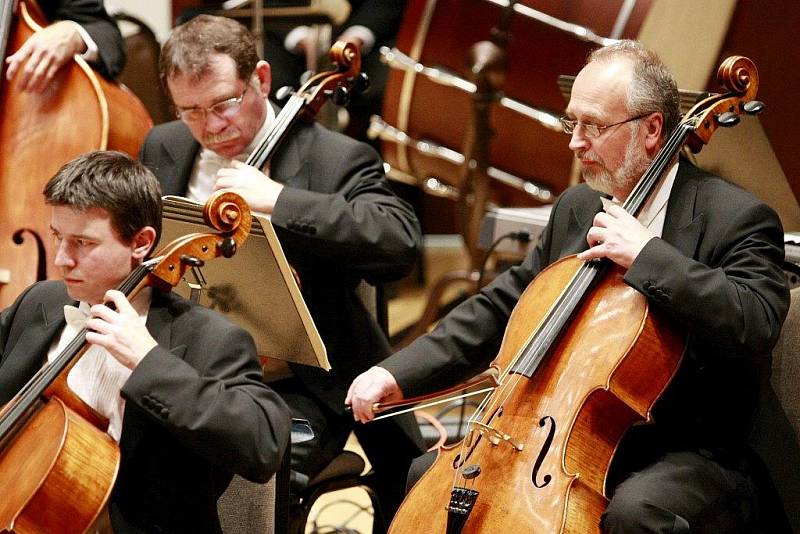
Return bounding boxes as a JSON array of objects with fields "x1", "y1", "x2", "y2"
[
  {"x1": 559, "y1": 113, "x2": 649, "y2": 138},
  {"x1": 175, "y1": 84, "x2": 250, "y2": 123}
]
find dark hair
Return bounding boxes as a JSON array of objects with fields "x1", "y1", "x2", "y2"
[
  {"x1": 44, "y1": 151, "x2": 162, "y2": 251},
  {"x1": 588, "y1": 40, "x2": 680, "y2": 140},
  {"x1": 159, "y1": 14, "x2": 258, "y2": 93}
]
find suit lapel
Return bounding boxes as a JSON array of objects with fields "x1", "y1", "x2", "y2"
[
  {"x1": 565, "y1": 194, "x2": 604, "y2": 257},
  {"x1": 662, "y1": 164, "x2": 704, "y2": 259},
  {"x1": 0, "y1": 298, "x2": 70, "y2": 404},
  {"x1": 119, "y1": 291, "x2": 185, "y2": 457},
  {"x1": 271, "y1": 117, "x2": 310, "y2": 189},
  {"x1": 160, "y1": 126, "x2": 200, "y2": 196}
]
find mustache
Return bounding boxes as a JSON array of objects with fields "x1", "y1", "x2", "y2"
[
  {"x1": 576, "y1": 149, "x2": 599, "y2": 163},
  {"x1": 204, "y1": 130, "x2": 239, "y2": 145}
]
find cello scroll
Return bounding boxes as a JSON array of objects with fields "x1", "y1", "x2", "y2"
[{"x1": 686, "y1": 56, "x2": 763, "y2": 153}]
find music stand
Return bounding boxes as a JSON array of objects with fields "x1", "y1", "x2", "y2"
[{"x1": 159, "y1": 196, "x2": 329, "y2": 372}]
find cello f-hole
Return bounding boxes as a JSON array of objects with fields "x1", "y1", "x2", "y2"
[
  {"x1": 532, "y1": 415, "x2": 556, "y2": 488},
  {"x1": 12, "y1": 228, "x2": 47, "y2": 281}
]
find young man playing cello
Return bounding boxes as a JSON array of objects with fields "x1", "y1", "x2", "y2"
[
  {"x1": 348, "y1": 41, "x2": 791, "y2": 532},
  {"x1": 0, "y1": 150, "x2": 290, "y2": 533}
]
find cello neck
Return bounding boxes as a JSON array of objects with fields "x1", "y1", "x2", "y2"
[
  {"x1": 0, "y1": 262, "x2": 154, "y2": 450},
  {"x1": 622, "y1": 123, "x2": 691, "y2": 218},
  {"x1": 509, "y1": 123, "x2": 693, "y2": 379},
  {"x1": 246, "y1": 95, "x2": 307, "y2": 170}
]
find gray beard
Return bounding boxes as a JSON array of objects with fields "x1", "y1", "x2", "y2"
[{"x1": 582, "y1": 128, "x2": 652, "y2": 198}]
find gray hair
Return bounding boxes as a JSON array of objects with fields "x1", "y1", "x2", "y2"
[{"x1": 588, "y1": 40, "x2": 680, "y2": 140}]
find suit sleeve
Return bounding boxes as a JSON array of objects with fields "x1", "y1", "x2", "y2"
[
  {"x1": 270, "y1": 134, "x2": 421, "y2": 284},
  {"x1": 48, "y1": 0, "x2": 126, "y2": 79},
  {"x1": 624, "y1": 195, "x2": 789, "y2": 359},
  {"x1": 344, "y1": 0, "x2": 406, "y2": 45},
  {"x1": 120, "y1": 314, "x2": 291, "y2": 482},
  {"x1": 381, "y1": 192, "x2": 567, "y2": 397}
]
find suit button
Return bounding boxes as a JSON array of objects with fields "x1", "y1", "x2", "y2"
[{"x1": 159, "y1": 408, "x2": 170, "y2": 419}]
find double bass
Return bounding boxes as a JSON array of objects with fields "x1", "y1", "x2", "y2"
[
  {"x1": 382, "y1": 56, "x2": 764, "y2": 532},
  {"x1": 0, "y1": 0, "x2": 152, "y2": 309},
  {"x1": 0, "y1": 191, "x2": 251, "y2": 533}
]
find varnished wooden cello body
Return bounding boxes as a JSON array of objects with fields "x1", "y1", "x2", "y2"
[
  {"x1": 385, "y1": 56, "x2": 764, "y2": 533},
  {"x1": 0, "y1": 0, "x2": 152, "y2": 309},
  {"x1": 0, "y1": 191, "x2": 252, "y2": 534}
]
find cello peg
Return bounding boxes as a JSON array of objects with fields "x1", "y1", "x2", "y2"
[
  {"x1": 331, "y1": 85, "x2": 350, "y2": 107},
  {"x1": 716, "y1": 112, "x2": 740, "y2": 127},
  {"x1": 218, "y1": 237, "x2": 237, "y2": 258},
  {"x1": 275, "y1": 86, "x2": 294, "y2": 103},
  {"x1": 180, "y1": 255, "x2": 205, "y2": 267},
  {"x1": 299, "y1": 70, "x2": 314, "y2": 85},
  {"x1": 353, "y1": 72, "x2": 370, "y2": 94},
  {"x1": 743, "y1": 100, "x2": 765, "y2": 115}
]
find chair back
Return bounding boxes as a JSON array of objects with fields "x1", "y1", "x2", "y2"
[
  {"x1": 753, "y1": 286, "x2": 800, "y2": 531},
  {"x1": 218, "y1": 475, "x2": 276, "y2": 534},
  {"x1": 772, "y1": 287, "x2": 800, "y2": 437}
]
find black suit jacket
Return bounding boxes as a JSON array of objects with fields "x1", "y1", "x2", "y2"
[
  {"x1": 342, "y1": 0, "x2": 406, "y2": 47},
  {"x1": 140, "y1": 117, "x2": 423, "y2": 441},
  {"x1": 40, "y1": 0, "x2": 126, "y2": 79},
  {"x1": 0, "y1": 281, "x2": 291, "y2": 533},
  {"x1": 383, "y1": 162, "x2": 790, "y2": 469}
]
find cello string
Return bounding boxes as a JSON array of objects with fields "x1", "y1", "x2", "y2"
[
  {"x1": 450, "y1": 261, "x2": 598, "y2": 489},
  {"x1": 456, "y1": 123, "x2": 691, "y2": 475},
  {"x1": 0, "y1": 262, "x2": 154, "y2": 440},
  {"x1": 448, "y1": 99, "x2": 720, "y2": 495},
  {"x1": 247, "y1": 95, "x2": 305, "y2": 169}
]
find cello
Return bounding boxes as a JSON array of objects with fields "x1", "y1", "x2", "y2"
[
  {"x1": 0, "y1": 0, "x2": 152, "y2": 309},
  {"x1": 380, "y1": 56, "x2": 763, "y2": 533},
  {"x1": 0, "y1": 190, "x2": 252, "y2": 533}
]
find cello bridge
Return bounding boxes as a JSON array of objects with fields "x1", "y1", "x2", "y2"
[{"x1": 470, "y1": 422, "x2": 524, "y2": 451}]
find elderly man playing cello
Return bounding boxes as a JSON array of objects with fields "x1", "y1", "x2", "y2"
[
  {"x1": 348, "y1": 40, "x2": 791, "y2": 532},
  {"x1": 0, "y1": 151, "x2": 290, "y2": 533}
]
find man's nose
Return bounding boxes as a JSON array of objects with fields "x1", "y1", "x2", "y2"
[
  {"x1": 53, "y1": 242, "x2": 75, "y2": 268},
  {"x1": 204, "y1": 111, "x2": 228, "y2": 132},
  {"x1": 568, "y1": 127, "x2": 590, "y2": 152}
]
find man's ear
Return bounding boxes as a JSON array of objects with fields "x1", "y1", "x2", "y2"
[
  {"x1": 255, "y1": 60, "x2": 271, "y2": 97},
  {"x1": 643, "y1": 112, "x2": 664, "y2": 152},
  {"x1": 131, "y1": 226, "x2": 158, "y2": 260}
]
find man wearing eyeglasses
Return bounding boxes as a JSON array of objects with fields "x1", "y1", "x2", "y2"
[
  {"x1": 347, "y1": 40, "x2": 791, "y2": 532},
  {"x1": 139, "y1": 14, "x2": 425, "y2": 525}
]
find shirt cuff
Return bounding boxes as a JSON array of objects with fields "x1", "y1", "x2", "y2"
[
  {"x1": 284, "y1": 26, "x2": 312, "y2": 54},
  {"x1": 340, "y1": 25, "x2": 375, "y2": 54},
  {"x1": 68, "y1": 20, "x2": 99, "y2": 63}
]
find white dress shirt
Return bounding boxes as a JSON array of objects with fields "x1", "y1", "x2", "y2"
[
  {"x1": 605, "y1": 161, "x2": 678, "y2": 238},
  {"x1": 46, "y1": 288, "x2": 153, "y2": 443}
]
